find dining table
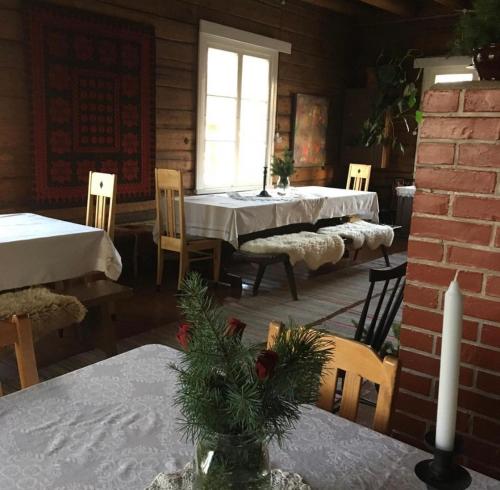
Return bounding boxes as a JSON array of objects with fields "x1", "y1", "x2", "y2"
[
  {"x1": 154, "y1": 186, "x2": 380, "y2": 248},
  {"x1": 0, "y1": 344, "x2": 497, "y2": 490},
  {"x1": 0, "y1": 213, "x2": 122, "y2": 292}
]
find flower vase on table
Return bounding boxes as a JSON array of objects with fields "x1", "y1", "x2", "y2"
[
  {"x1": 172, "y1": 273, "x2": 332, "y2": 490},
  {"x1": 270, "y1": 150, "x2": 294, "y2": 197},
  {"x1": 194, "y1": 433, "x2": 270, "y2": 489},
  {"x1": 276, "y1": 176, "x2": 290, "y2": 195}
]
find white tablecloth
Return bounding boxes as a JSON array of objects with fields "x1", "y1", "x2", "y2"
[
  {"x1": 0, "y1": 213, "x2": 122, "y2": 291},
  {"x1": 156, "y1": 187, "x2": 379, "y2": 248},
  {"x1": 0, "y1": 344, "x2": 497, "y2": 490},
  {"x1": 396, "y1": 185, "x2": 416, "y2": 197}
]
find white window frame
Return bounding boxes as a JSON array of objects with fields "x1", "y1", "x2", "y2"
[
  {"x1": 196, "y1": 20, "x2": 291, "y2": 194},
  {"x1": 415, "y1": 56, "x2": 479, "y2": 92}
]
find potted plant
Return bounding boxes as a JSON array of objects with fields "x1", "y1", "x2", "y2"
[
  {"x1": 270, "y1": 149, "x2": 294, "y2": 194},
  {"x1": 360, "y1": 50, "x2": 422, "y2": 166},
  {"x1": 453, "y1": 0, "x2": 500, "y2": 80},
  {"x1": 172, "y1": 273, "x2": 332, "y2": 489}
]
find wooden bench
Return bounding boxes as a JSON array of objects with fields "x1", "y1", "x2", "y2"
[
  {"x1": 233, "y1": 250, "x2": 298, "y2": 300},
  {"x1": 61, "y1": 279, "x2": 132, "y2": 357}
]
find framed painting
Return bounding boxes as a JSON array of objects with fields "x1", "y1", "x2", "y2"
[{"x1": 292, "y1": 94, "x2": 329, "y2": 166}]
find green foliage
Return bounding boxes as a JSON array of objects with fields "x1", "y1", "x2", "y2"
[
  {"x1": 360, "y1": 50, "x2": 422, "y2": 153},
  {"x1": 173, "y1": 272, "x2": 333, "y2": 445},
  {"x1": 270, "y1": 150, "x2": 295, "y2": 179},
  {"x1": 453, "y1": 0, "x2": 500, "y2": 55}
]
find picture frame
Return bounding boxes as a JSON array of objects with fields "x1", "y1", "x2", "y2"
[{"x1": 292, "y1": 94, "x2": 329, "y2": 166}]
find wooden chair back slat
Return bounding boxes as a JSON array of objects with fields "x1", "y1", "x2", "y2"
[
  {"x1": 266, "y1": 322, "x2": 400, "y2": 434},
  {"x1": 86, "y1": 171, "x2": 117, "y2": 241},
  {"x1": 0, "y1": 316, "x2": 39, "y2": 395},
  {"x1": 339, "y1": 371, "x2": 362, "y2": 421},
  {"x1": 155, "y1": 169, "x2": 185, "y2": 243},
  {"x1": 346, "y1": 164, "x2": 372, "y2": 191},
  {"x1": 354, "y1": 262, "x2": 407, "y2": 353}
]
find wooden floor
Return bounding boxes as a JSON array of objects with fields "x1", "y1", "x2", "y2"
[{"x1": 0, "y1": 237, "x2": 407, "y2": 394}]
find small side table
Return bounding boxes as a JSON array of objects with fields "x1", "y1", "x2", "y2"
[{"x1": 395, "y1": 185, "x2": 415, "y2": 237}]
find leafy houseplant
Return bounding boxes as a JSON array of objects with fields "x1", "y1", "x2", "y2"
[
  {"x1": 173, "y1": 273, "x2": 332, "y2": 489},
  {"x1": 270, "y1": 150, "x2": 294, "y2": 193},
  {"x1": 452, "y1": 0, "x2": 500, "y2": 80},
  {"x1": 360, "y1": 50, "x2": 422, "y2": 159}
]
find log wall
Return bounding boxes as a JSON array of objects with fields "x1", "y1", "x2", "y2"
[{"x1": 0, "y1": 0, "x2": 352, "y2": 221}]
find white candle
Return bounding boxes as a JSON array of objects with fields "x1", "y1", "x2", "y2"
[{"x1": 435, "y1": 278, "x2": 463, "y2": 451}]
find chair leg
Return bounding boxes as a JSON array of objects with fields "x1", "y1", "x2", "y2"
[
  {"x1": 92, "y1": 303, "x2": 117, "y2": 358},
  {"x1": 178, "y1": 249, "x2": 189, "y2": 290},
  {"x1": 156, "y1": 245, "x2": 164, "y2": 290},
  {"x1": 381, "y1": 245, "x2": 391, "y2": 267},
  {"x1": 213, "y1": 242, "x2": 221, "y2": 283},
  {"x1": 133, "y1": 233, "x2": 139, "y2": 279},
  {"x1": 283, "y1": 258, "x2": 298, "y2": 301},
  {"x1": 253, "y1": 264, "x2": 266, "y2": 296}
]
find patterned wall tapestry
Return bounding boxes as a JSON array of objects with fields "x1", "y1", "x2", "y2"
[{"x1": 27, "y1": 3, "x2": 155, "y2": 206}]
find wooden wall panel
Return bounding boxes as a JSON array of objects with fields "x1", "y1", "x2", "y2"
[
  {"x1": 0, "y1": 0, "x2": 351, "y2": 220},
  {"x1": 336, "y1": 14, "x2": 458, "y2": 210}
]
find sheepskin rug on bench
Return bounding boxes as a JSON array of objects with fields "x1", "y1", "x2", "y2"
[
  {"x1": 240, "y1": 231, "x2": 345, "y2": 270},
  {"x1": 318, "y1": 220, "x2": 394, "y2": 250},
  {"x1": 0, "y1": 287, "x2": 86, "y2": 344}
]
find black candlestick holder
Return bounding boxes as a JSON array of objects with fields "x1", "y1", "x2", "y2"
[
  {"x1": 257, "y1": 165, "x2": 271, "y2": 197},
  {"x1": 415, "y1": 430, "x2": 471, "y2": 490}
]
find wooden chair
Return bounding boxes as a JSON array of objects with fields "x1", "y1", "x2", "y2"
[
  {"x1": 354, "y1": 262, "x2": 407, "y2": 353},
  {"x1": 155, "y1": 169, "x2": 221, "y2": 290},
  {"x1": 267, "y1": 321, "x2": 400, "y2": 434},
  {"x1": 346, "y1": 164, "x2": 371, "y2": 191},
  {"x1": 86, "y1": 171, "x2": 117, "y2": 240},
  {"x1": 0, "y1": 316, "x2": 39, "y2": 396}
]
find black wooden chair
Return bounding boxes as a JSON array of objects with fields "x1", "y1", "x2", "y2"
[
  {"x1": 330, "y1": 261, "x2": 406, "y2": 413},
  {"x1": 354, "y1": 261, "x2": 407, "y2": 353}
]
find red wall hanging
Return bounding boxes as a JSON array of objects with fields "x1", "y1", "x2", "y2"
[{"x1": 27, "y1": 2, "x2": 155, "y2": 206}]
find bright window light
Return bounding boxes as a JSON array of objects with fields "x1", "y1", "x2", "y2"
[
  {"x1": 196, "y1": 22, "x2": 290, "y2": 194},
  {"x1": 434, "y1": 73, "x2": 474, "y2": 84},
  {"x1": 201, "y1": 49, "x2": 270, "y2": 190}
]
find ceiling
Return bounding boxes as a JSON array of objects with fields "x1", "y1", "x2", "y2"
[{"x1": 299, "y1": 0, "x2": 472, "y2": 19}]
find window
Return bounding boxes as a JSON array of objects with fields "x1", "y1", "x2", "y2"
[
  {"x1": 415, "y1": 56, "x2": 478, "y2": 92},
  {"x1": 196, "y1": 21, "x2": 291, "y2": 193}
]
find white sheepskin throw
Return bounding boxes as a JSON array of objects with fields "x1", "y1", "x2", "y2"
[
  {"x1": 0, "y1": 287, "x2": 87, "y2": 344},
  {"x1": 318, "y1": 220, "x2": 394, "y2": 250},
  {"x1": 240, "y1": 231, "x2": 345, "y2": 270}
]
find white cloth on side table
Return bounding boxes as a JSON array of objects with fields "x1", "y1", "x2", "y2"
[
  {"x1": 240, "y1": 231, "x2": 345, "y2": 270},
  {"x1": 0, "y1": 345, "x2": 497, "y2": 490},
  {"x1": 0, "y1": 213, "x2": 122, "y2": 291},
  {"x1": 319, "y1": 220, "x2": 394, "y2": 250}
]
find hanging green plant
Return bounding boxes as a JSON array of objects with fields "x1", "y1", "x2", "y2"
[{"x1": 360, "y1": 49, "x2": 422, "y2": 154}]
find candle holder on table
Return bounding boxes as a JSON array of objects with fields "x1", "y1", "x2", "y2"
[
  {"x1": 415, "y1": 430, "x2": 471, "y2": 490},
  {"x1": 257, "y1": 165, "x2": 271, "y2": 197}
]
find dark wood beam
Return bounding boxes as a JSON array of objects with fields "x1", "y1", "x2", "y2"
[
  {"x1": 432, "y1": 0, "x2": 466, "y2": 9},
  {"x1": 300, "y1": 0, "x2": 370, "y2": 16},
  {"x1": 358, "y1": 0, "x2": 416, "y2": 16}
]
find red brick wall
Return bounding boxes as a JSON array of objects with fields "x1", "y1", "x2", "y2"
[{"x1": 394, "y1": 82, "x2": 500, "y2": 479}]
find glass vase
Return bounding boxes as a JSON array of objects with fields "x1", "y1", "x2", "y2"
[
  {"x1": 193, "y1": 433, "x2": 271, "y2": 489},
  {"x1": 276, "y1": 176, "x2": 290, "y2": 195}
]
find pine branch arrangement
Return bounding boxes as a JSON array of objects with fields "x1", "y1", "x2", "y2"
[
  {"x1": 270, "y1": 150, "x2": 295, "y2": 179},
  {"x1": 172, "y1": 272, "x2": 333, "y2": 445}
]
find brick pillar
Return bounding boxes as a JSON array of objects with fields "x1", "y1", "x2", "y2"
[{"x1": 394, "y1": 81, "x2": 500, "y2": 479}]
